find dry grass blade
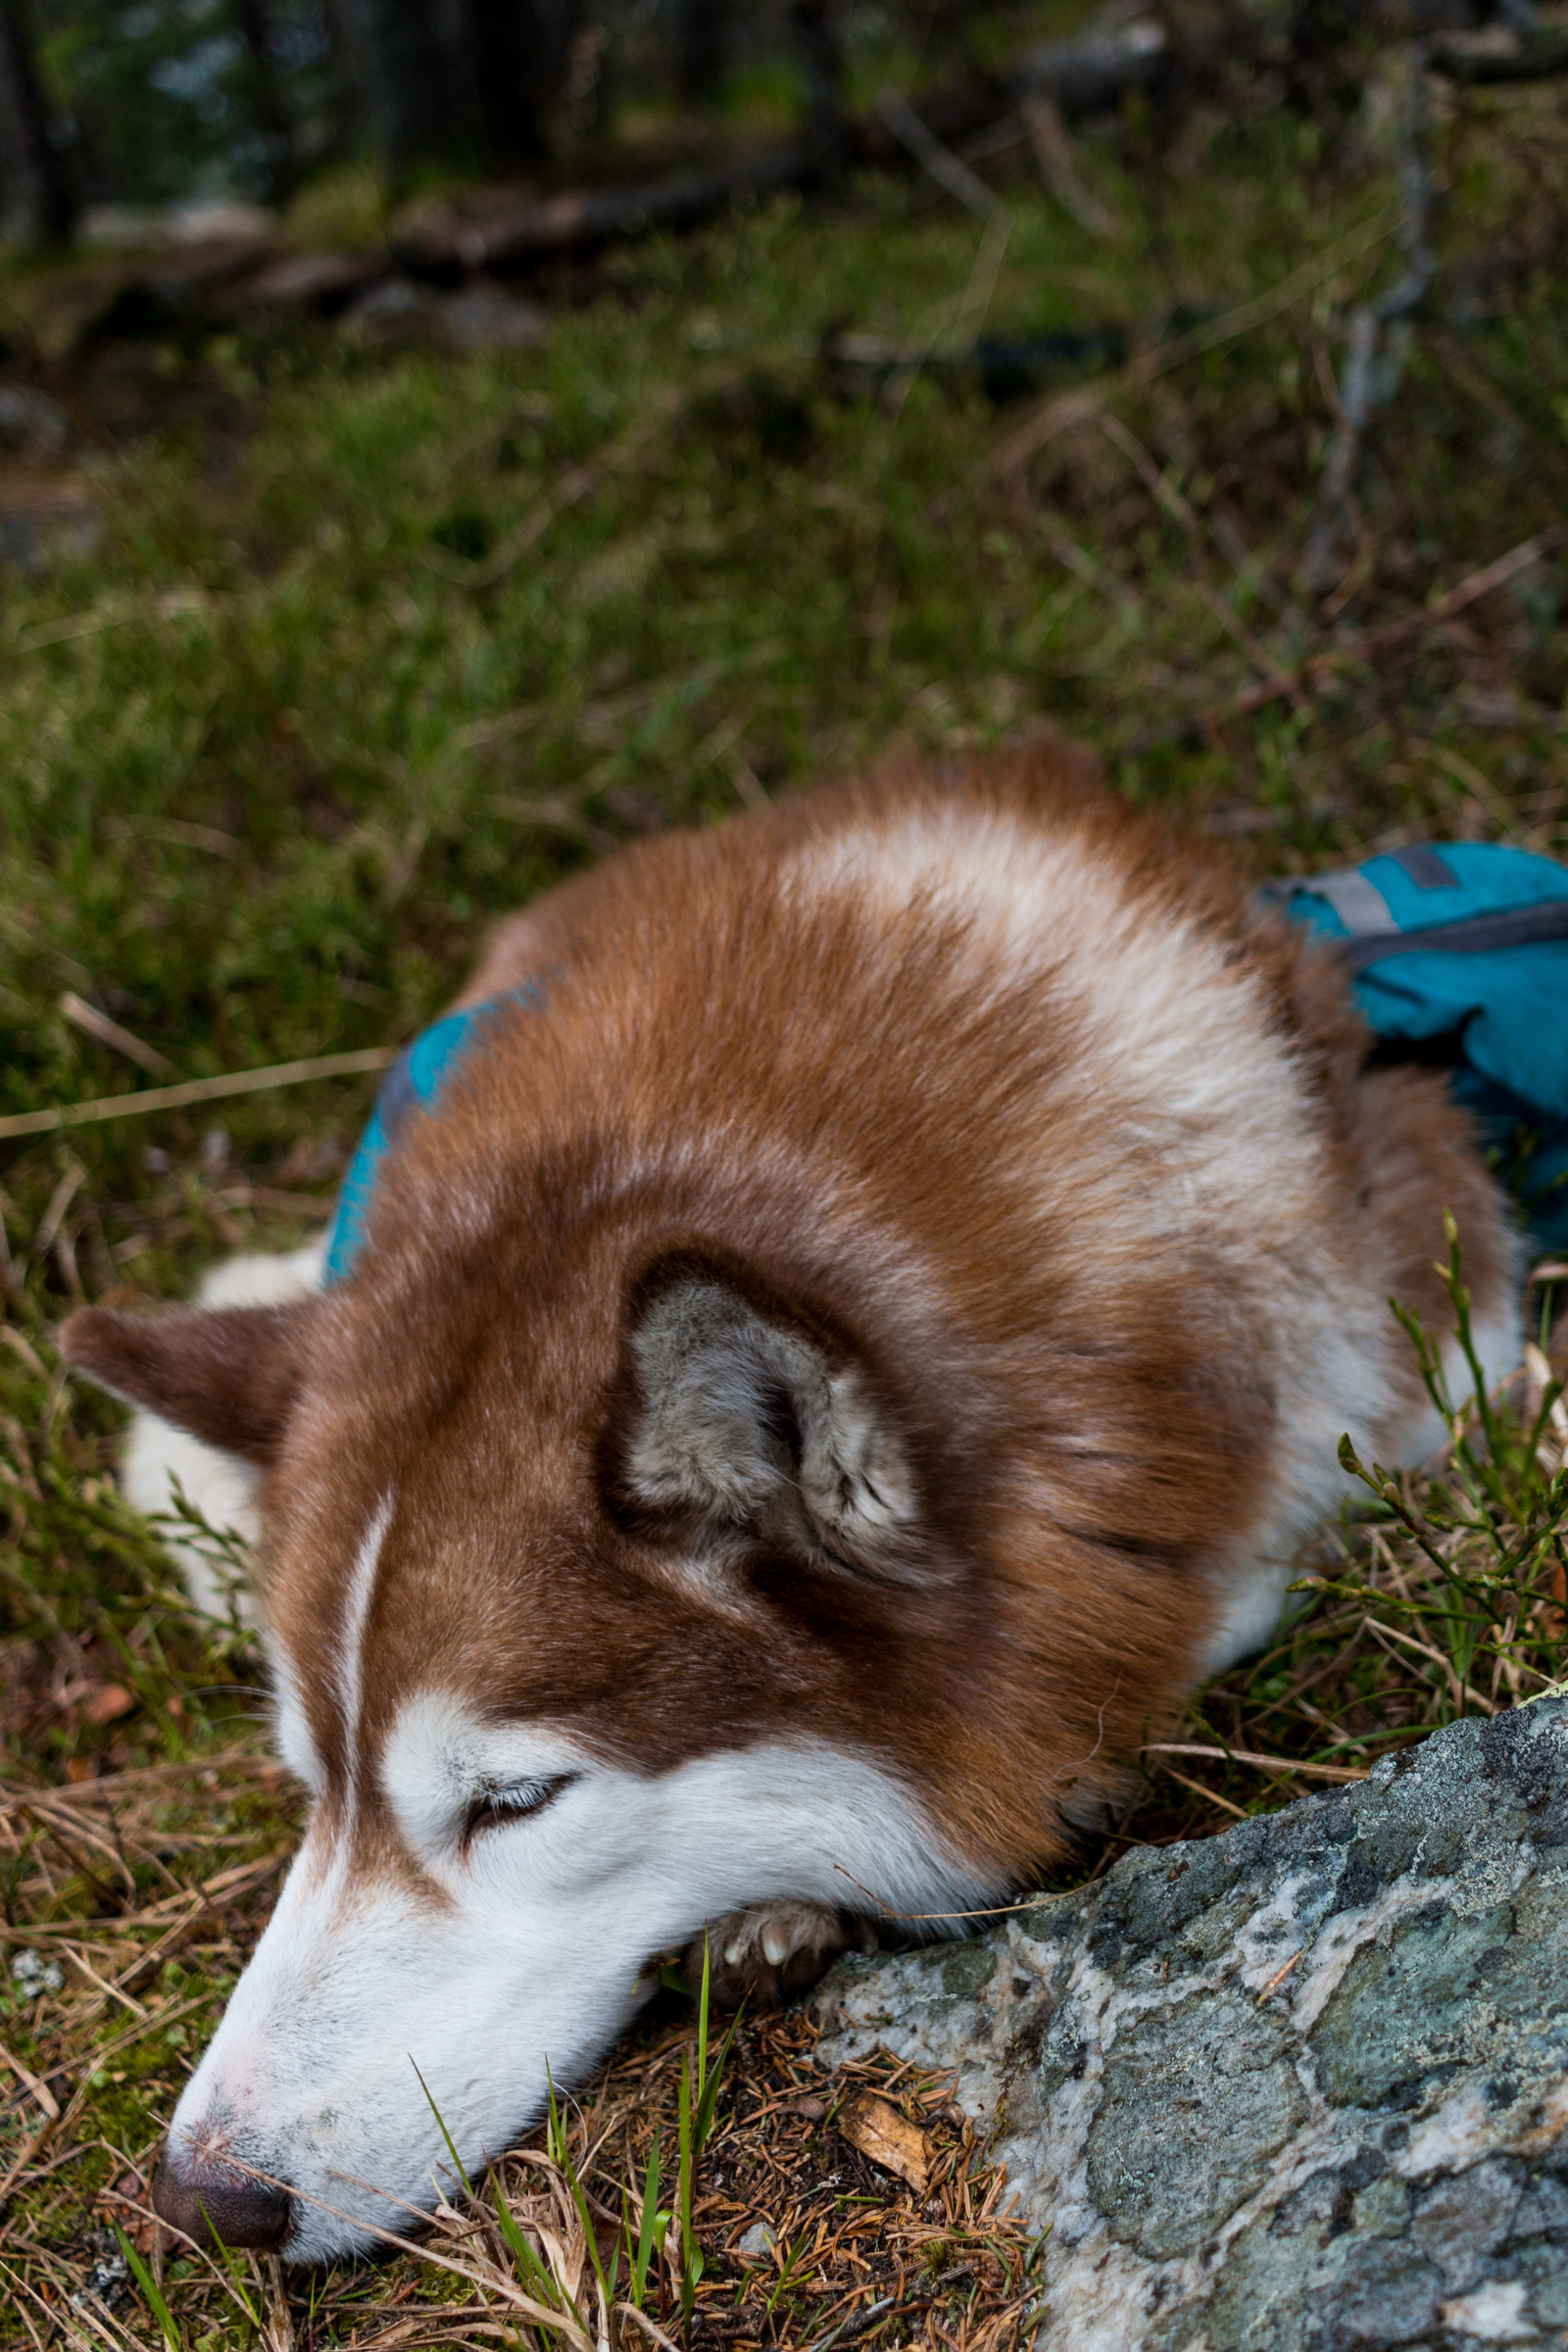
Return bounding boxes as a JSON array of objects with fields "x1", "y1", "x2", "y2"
[
  {"x1": 876, "y1": 89, "x2": 1004, "y2": 221},
  {"x1": 1156, "y1": 1763, "x2": 1252, "y2": 1819},
  {"x1": 31, "y1": 1165, "x2": 84, "y2": 1259},
  {"x1": 0, "y1": 2037, "x2": 62, "y2": 2119},
  {"x1": 1195, "y1": 526, "x2": 1567, "y2": 730},
  {"x1": 16, "y1": 1789, "x2": 139, "y2": 1893},
  {"x1": 1363, "y1": 1612, "x2": 1499, "y2": 1713},
  {"x1": 0, "y1": 1050, "x2": 396, "y2": 1142},
  {"x1": 220, "y1": 2156, "x2": 599, "y2": 2346},
  {"x1": 1141, "y1": 1742, "x2": 1370, "y2": 1783},
  {"x1": 0, "y1": 1751, "x2": 282, "y2": 1804},
  {"x1": 58, "y1": 994, "x2": 179, "y2": 1082},
  {"x1": 1255, "y1": 1948, "x2": 1305, "y2": 2005},
  {"x1": 614, "y1": 2306, "x2": 682, "y2": 2351},
  {"x1": 7, "y1": 1838, "x2": 293, "y2": 1940},
  {"x1": 1019, "y1": 93, "x2": 1122, "y2": 237}
]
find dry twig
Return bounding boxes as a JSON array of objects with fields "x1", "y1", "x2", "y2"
[
  {"x1": 992, "y1": 209, "x2": 1399, "y2": 476},
  {"x1": 0, "y1": 1048, "x2": 395, "y2": 1144},
  {"x1": 876, "y1": 89, "x2": 1004, "y2": 221},
  {"x1": 58, "y1": 994, "x2": 178, "y2": 1082},
  {"x1": 1189, "y1": 526, "x2": 1564, "y2": 734},
  {"x1": 1142, "y1": 1742, "x2": 1370, "y2": 1783}
]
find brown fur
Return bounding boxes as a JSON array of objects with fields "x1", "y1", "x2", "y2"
[{"x1": 64, "y1": 739, "x2": 1520, "y2": 1891}]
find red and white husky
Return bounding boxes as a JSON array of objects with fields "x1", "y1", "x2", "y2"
[{"x1": 64, "y1": 740, "x2": 1521, "y2": 2261}]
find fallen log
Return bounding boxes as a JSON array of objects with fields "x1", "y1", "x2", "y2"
[
  {"x1": 393, "y1": 143, "x2": 810, "y2": 276},
  {"x1": 72, "y1": 237, "x2": 278, "y2": 356},
  {"x1": 1012, "y1": 15, "x2": 1169, "y2": 113},
  {"x1": 1430, "y1": 31, "x2": 1568, "y2": 82},
  {"x1": 392, "y1": 16, "x2": 1174, "y2": 275},
  {"x1": 238, "y1": 248, "x2": 386, "y2": 313},
  {"x1": 69, "y1": 9, "x2": 1344, "y2": 318},
  {"x1": 828, "y1": 323, "x2": 1129, "y2": 403}
]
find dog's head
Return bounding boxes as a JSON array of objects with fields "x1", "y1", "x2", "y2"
[{"x1": 61, "y1": 1236, "x2": 1023, "y2": 2259}]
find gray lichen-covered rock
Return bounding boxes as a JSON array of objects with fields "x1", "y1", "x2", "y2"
[{"x1": 812, "y1": 1700, "x2": 1568, "y2": 2350}]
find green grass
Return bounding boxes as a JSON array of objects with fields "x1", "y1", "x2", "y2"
[{"x1": 1, "y1": 50, "x2": 1566, "y2": 2349}]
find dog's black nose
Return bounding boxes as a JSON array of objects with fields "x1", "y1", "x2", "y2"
[{"x1": 153, "y1": 2147, "x2": 292, "y2": 2250}]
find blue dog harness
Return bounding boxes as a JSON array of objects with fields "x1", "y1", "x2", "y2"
[
  {"x1": 324, "y1": 843, "x2": 1568, "y2": 1281},
  {"x1": 323, "y1": 980, "x2": 548, "y2": 1283},
  {"x1": 1272, "y1": 842, "x2": 1568, "y2": 1251}
]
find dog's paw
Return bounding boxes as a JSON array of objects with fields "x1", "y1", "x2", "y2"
[{"x1": 686, "y1": 1905, "x2": 869, "y2": 2009}]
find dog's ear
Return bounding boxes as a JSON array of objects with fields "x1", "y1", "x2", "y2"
[
  {"x1": 59, "y1": 1300, "x2": 317, "y2": 1467},
  {"x1": 605, "y1": 1250, "x2": 941, "y2": 1584}
]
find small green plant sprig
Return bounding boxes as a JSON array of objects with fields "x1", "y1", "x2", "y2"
[
  {"x1": 156, "y1": 1471, "x2": 259, "y2": 1647},
  {"x1": 113, "y1": 2227, "x2": 182, "y2": 2352},
  {"x1": 673, "y1": 1937, "x2": 740, "y2": 2340},
  {"x1": 1325, "y1": 1216, "x2": 1568, "y2": 1718},
  {"x1": 401, "y1": 1937, "x2": 739, "y2": 2352},
  {"x1": 114, "y1": 2217, "x2": 276, "y2": 2352},
  {"x1": 761, "y1": 2230, "x2": 814, "y2": 2324}
]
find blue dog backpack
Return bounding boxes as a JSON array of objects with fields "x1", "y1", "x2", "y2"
[
  {"x1": 1274, "y1": 842, "x2": 1568, "y2": 1252},
  {"x1": 322, "y1": 842, "x2": 1568, "y2": 1283}
]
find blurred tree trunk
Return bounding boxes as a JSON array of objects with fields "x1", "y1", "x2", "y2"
[
  {"x1": 358, "y1": 0, "x2": 570, "y2": 182},
  {"x1": 674, "y1": 0, "x2": 729, "y2": 106},
  {"x1": 321, "y1": 0, "x2": 377, "y2": 147},
  {"x1": 1285, "y1": 0, "x2": 1374, "y2": 116},
  {"x1": 0, "y1": 0, "x2": 77, "y2": 244},
  {"x1": 463, "y1": 0, "x2": 551, "y2": 173},
  {"x1": 230, "y1": 0, "x2": 298, "y2": 202},
  {"x1": 791, "y1": 0, "x2": 843, "y2": 185},
  {"x1": 358, "y1": 0, "x2": 464, "y2": 178}
]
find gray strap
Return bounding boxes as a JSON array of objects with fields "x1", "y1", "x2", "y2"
[
  {"x1": 1339, "y1": 899, "x2": 1568, "y2": 976},
  {"x1": 1308, "y1": 868, "x2": 1398, "y2": 935},
  {"x1": 1388, "y1": 844, "x2": 1457, "y2": 890}
]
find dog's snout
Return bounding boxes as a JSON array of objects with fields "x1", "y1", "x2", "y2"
[{"x1": 153, "y1": 2145, "x2": 293, "y2": 2250}]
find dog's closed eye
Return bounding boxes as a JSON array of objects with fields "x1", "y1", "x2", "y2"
[{"x1": 463, "y1": 1775, "x2": 577, "y2": 1849}]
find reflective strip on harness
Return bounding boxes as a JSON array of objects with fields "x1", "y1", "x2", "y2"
[{"x1": 1306, "y1": 868, "x2": 1398, "y2": 935}]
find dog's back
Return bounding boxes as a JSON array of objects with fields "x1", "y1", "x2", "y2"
[{"x1": 416, "y1": 732, "x2": 1516, "y2": 1719}]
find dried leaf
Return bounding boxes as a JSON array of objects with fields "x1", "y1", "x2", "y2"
[
  {"x1": 839, "y1": 2092, "x2": 931, "y2": 2193},
  {"x1": 83, "y1": 1683, "x2": 135, "y2": 1725}
]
